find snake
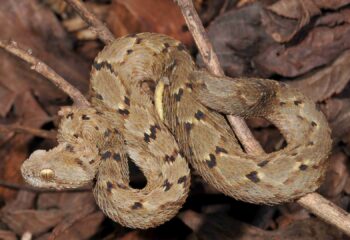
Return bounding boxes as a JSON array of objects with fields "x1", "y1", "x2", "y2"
[{"x1": 21, "y1": 33, "x2": 332, "y2": 229}]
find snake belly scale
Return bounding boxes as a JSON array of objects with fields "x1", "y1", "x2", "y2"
[{"x1": 21, "y1": 33, "x2": 332, "y2": 228}]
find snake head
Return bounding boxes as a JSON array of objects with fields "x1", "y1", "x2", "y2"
[{"x1": 21, "y1": 142, "x2": 99, "y2": 189}]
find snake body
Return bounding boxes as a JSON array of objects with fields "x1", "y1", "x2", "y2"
[{"x1": 21, "y1": 33, "x2": 332, "y2": 228}]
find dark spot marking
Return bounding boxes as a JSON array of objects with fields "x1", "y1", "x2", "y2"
[
  {"x1": 299, "y1": 164, "x2": 308, "y2": 171},
  {"x1": 178, "y1": 176, "x2": 187, "y2": 184},
  {"x1": 185, "y1": 82, "x2": 193, "y2": 90},
  {"x1": 104, "y1": 129, "x2": 111, "y2": 138},
  {"x1": 215, "y1": 146, "x2": 228, "y2": 154},
  {"x1": 135, "y1": 37, "x2": 142, "y2": 44},
  {"x1": 95, "y1": 126, "x2": 99, "y2": 130},
  {"x1": 124, "y1": 97, "x2": 130, "y2": 106},
  {"x1": 311, "y1": 121, "x2": 317, "y2": 127},
  {"x1": 127, "y1": 49, "x2": 133, "y2": 55},
  {"x1": 257, "y1": 160, "x2": 269, "y2": 167},
  {"x1": 106, "y1": 181, "x2": 114, "y2": 192},
  {"x1": 93, "y1": 61, "x2": 115, "y2": 74},
  {"x1": 113, "y1": 153, "x2": 121, "y2": 161},
  {"x1": 162, "y1": 43, "x2": 170, "y2": 53},
  {"x1": 280, "y1": 102, "x2": 286, "y2": 106},
  {"x1": 291, "y1": 152, "x2": 298, "y2": 156},
  {"x1": 206, "y1": 154, "x2": 217, "y2": 168},
  {"x1": 96, "y1": 93, "x2": 103, "y2": 100},
  {"x1": 101, "y1": 151, "x2": 112, "y2": 160},
  {"x1": 118, "y1": 108, "x2": 130, "y2": 116},
  {"x1": 66, "y1": 112, "x2": 74, "y2": 119},
  {"x1": 179, "y1": 150, "x2": 185, "y2": 158},
  {"x1": 177, "y1": 43, "x2": 186, "y2": 51},
  {"x1": 82, "y1": 114, "x2": 90, "y2": 120},
  {"x1": 150, "y1": 124, "x2": 160, "y2": 140},
  {"x1": 75, "y1": 158, "x2": 83, "y2": 166},
  {"x1": 144, "y1": 133, "x2": 150, "y2": 143},
  {"x1": 73, "y1": 134, "x2": 79, "y2": 138},
  {"x1": 184, "y1": 122, "x2": 193, "y2": 133},
  {"x1": 163, "y1": 179, "x2": 173, "y2": 191},
  {"x1": 194, "y1": 110, "x2": 205, "y2": 120},
  {"x1": 246, "y1": 171, "x2": 260, "y2": 183},
  {"x1": 66, "y1": 144, "x2": 74, "y2": 152},
  {"x1": 297, "y1": 115, "x2": 305, "y2": 120},
  {"x1": 174, "y1": 88, "x2": 184, "y2": 102},
  {"x1": 307, "y1": 141, "x2": 314, "y2": 146},
  {"x1": 131, "y1": 202, "x2": 143, "y2": 210},
  {"x1": 188, "y1": 147, "x2": 194, "y2": 156},
  {"x1": 143, "y1": 124, "x2": 160, "y2": 143},
  {"x1": 95, "y1": 111, "x2": 103, "y2": 115},
  {"x1": 165, "y1": 151, "x2": 177, "y2": 163},
  {"x1": 165, "y1": 149, "x2": 178, "y2": 163},
  {"x1": 89, "y1": 159, "x2": 95, "y2": 164},
  {"x1": 294, "y1": 100, "x2": 303, "y2": 106}
]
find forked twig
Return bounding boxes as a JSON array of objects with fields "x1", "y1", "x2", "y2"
[{"x1": 175, "y1": 0, "x2": 350, "y2": 236}]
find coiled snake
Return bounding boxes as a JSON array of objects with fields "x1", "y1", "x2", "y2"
[{"x1": 21, "y1": 33, "x2": 332, "y2": 229}]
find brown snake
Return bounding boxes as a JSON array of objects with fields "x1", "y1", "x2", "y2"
[{"x1": 21, "y1": 33, "x2": 332, "y2": 229}]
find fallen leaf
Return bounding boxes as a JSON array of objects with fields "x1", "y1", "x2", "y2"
[
  {"x1": 256, "y1": 9, "x2": 350, "y2": 77},
  {"x1": 200, "y1": 2, "x2": 276, "y2": 77},
  {"x1": 1, "y1": 209, "x2": 65, "y2": 236},
  {"x1": 287, "y1": 49, "x2": 350, "y2": 102},
  {"x1": 321, "y1": 98, "x2": 350, "y2": 141},
  {"x1": 106, "y1": 0, "x2": 193, "y2": 45}
]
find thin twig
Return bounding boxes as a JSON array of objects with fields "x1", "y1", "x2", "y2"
[
  {"x1": 175, "y1": 0, "x2": 350, "y2": 236},
  {"x1": 0, "y1": 124, "x2": 56, "y2": 140},
  {"x1": 0, "y1": 40, "x2": 90, "y2": 107},
  {"x1": 64, "y1": 0, "x2": 115, "y2": 45}
]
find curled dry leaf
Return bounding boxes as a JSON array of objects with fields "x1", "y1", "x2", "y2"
[
  {"x1": 256, "y1": 9, "x2": 350, "y2": 77},
  {"x1": 287, "y1": 49, "x2": 350, "y2": 102},
  {"x1": 263, "y1": 0, "x2": 350, "y2": 42}
]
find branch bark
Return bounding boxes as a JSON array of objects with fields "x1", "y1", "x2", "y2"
[
  {"x1": 175, "y1": 0, "x2": 350, "y2": 236},
  {"x1": 64, "y1": 0, "x2": 115, "y2": 45}
]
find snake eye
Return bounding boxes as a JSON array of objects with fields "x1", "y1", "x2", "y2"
[{"x1": 40, "y1": 169, "x2": 55, "y2": 181}]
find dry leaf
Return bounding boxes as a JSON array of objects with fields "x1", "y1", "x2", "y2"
[
  {"x1": 287, "y1": 49, "x2": 350, "y2": 102},
  {"x1": 106, "y1": 0, "x2": 193, "y2": 45},
  {"x1": 256, "y1": 9, "x2": 350, "y2": 77}
]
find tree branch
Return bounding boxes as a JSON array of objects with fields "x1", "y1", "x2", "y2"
[
  {"x1": 64, "y1": 0, "x2": 115, "y2": 45},
  {"x1": 175, "y1": 0, "x2": 350, "y2": 236},
  {"x1": 0, "y1": 40, "x2": 90, "y2": 107}
]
